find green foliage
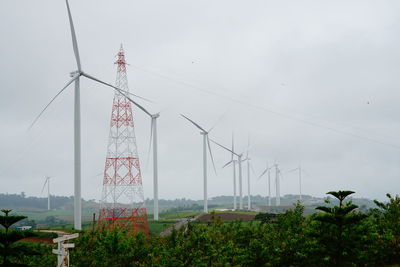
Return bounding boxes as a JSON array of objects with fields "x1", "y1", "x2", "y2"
[
  {"x1": 0, "y1": 210, "x2": 27, "y2": 230},
  {"x1": 312, "y1": 190, "x2": 368, "y2": 266},
  {"x1": 7, "y1": 190, "x2": 400, "y2": 266},
  {"x1": 0, "y1": 209, "x2": 29, "y2": 265},
  {"x1": 254, "y1": 212, "x2": 278, "y2": 224},
  {"x1": 371, "y1": 193, "x2": 400, "y2": 264}
]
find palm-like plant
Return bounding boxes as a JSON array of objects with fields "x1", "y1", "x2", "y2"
[
  {"x1": 314, "y1": 191, "x2": 367, "y2": 265},
  {"x1": 0, "y1": 209, "x2": 28, "y2": 266}
]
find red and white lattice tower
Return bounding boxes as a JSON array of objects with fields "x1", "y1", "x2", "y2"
[{"x1": 98, "y1": 45, "x2": 148, "y2": 233}]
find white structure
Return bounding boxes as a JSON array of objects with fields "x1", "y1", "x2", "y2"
[
  {"x1": 275, "y1": 164, "x2": 281, "y2": 206},
  {"x1": 221, "y1": 134, "x2": 237, "y2": 210},
  {"x1": 211, "y1": 138, "x2": 245, "y2": 209},
  {"x1": 242, "y1": 137, "x2": 256, "y2": 211},
  {"x1": 287, "y1": 165, "x2": 303, "y2": 201},
  {"x1": 41, "y1": 176, "x2": 51, "y2": 210},
  {"x1": 52, "y1": 233, "x2": 79, "y2": 267},
  {"x1": 238, "y1": 154, "x2": 243, "y2": 209},
  {"x1": 181, "y1": 114, "x2": 217, "y2": 213},
  {"x1": 151, "y1": 113, "x2": 160, "y2": 220},
  {"x1": 17, "y1": 226, "x2": 32, "y2": 231},
  {"x1": 259, "y1": 162, "x2": 273, "y2": 206}
]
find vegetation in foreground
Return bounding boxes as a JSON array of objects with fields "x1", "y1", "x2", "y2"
[{"x1": 1, "y1": 190, "x2": 400, "y2": 266}]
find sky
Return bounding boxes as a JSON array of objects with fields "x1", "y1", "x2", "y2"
[{"x1": 1, "y1": 0, "x2": 400, "y2": 202}]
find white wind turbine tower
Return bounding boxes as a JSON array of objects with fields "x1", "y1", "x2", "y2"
[
  {"x1": 219, "y1": 134, "x2": 238, "y2": 210},
  {"x1": 181, "y1": 115, "x2": 217, "y2": 213},
  {"x1": 150, "y1": 113, "x2": 160, "y2": 220},
  {"x1": 242, "y1": 137, "x2": 256, "y2": 211},
  {"x1": 259, "y1": 163, "x2": 273, "y2": 206},
  {"x1": 275, "y1": 164, "x2": 282, "y2": 206},
  {"x1": 211, "y1": 138, "x2": 245, "y2": 210},
  {"x1": 29, "y1": 0, "x2": 151, "y2": 230},
  {"x1": 41, "y1": 176, "x2": 51, "y2": 210},
  {"x1": 286, "y1": 165, "x2": 303, "y2": 201},
  {"x1": 119, "y1": 97, "x2": 161, "y2": 220},
  {"x1": 117, "y1": 94, "x2": 161, "y2": 220}
]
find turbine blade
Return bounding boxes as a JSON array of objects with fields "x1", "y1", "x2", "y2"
[
  {"x1": 28, "y1": 75, "x2": 79, "y2": 130},
  {"x1": 231, "y1": 132, "x2": 234, "y2": 161},
  {"x1": 123, "y1": 90, "x2": 154, "y2": 103},
  {"x1": 41, "y1": 179, "x2": 48, "y2": 195},
  {"x1": 208, "y1": 109, "x2": 229, "y2": 133},
  {"x1": 81, "y1": 72, "x2": 152, "y2": 116},
  {"x1": 65, "y1": 0, "x2": 81, "y2": 71},
  {"x1": 222, "y1": 160, "x2": 233, "y2": 168},
  {"x1": 207, "y1": 136, "x2": 217, "y2": 175},
  {"x1": 180, "y1": 114, "x2": 207, "y2": 132},
  {"x1": 285, "y1": 167, "x2": 299, "y2": 174},
  {"x1": 210, "y1": 139, "x2": 237, "y2": 155},
  {"x1": 258, "y1": 168, "x2": 268, "y2": 180}
]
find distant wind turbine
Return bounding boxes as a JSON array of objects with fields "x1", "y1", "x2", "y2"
[
  {"x1": 211, "y1": 138, "x2": 245, "y2": 210},
  {"x1": 286, "y1": 165, "x2": 304, "y2": 201},
  {"x1": 275, "y1": 164, "x2": 281, "y2": 206},
  {"x1": 181, "y1": 114, "x2": 217, "y2": 213},
  {"x1": 220, "y1": 133, "x2": 238, "y2": 210},
  {"x1": 242, "y1": 137, "x2": 256, "y2": 210},
  {"x1": 41, "y1": 176, "x2": 51, "y2": 210},
  {"x1": 259, "y1": 163, "x2": 273, "y2": 206},
  {"x1": 29, "y1": 0, "x2": 152, "y2": 230}
]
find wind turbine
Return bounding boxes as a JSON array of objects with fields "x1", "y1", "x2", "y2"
[
  {"x1": 41, "y1": 176, "x2": 51, "y2": 210},
  {"x1": 220, "y1": 133, "x2": 238, "y2": 210},
  {"x1": 211, "y1": 138, "x2": 245, "y2": 210},
  {"x1": 242, "y1": 137, "x2": 256, "y2": 211},
  {"x1": 275, "y1": 164, "x2": 281, "y2": 206},
  {"x1": 142, "y1": 110, "x2": 161, "y2": 220},
  {"x1": 29, "y1": 0, "x2": 151, "y2": 230},
  {"x1": 286, "y1": 165, "x2": 304, "y2": 201},
  {"x1": 259, "y1": 163, "x2": 273, "y2": 206},
  {"x1": 120, "y1": 99, "x2": 161, "y2": 220},
  {"x1": 181, "y1": 115, "x2": 217, "y2": 213}
]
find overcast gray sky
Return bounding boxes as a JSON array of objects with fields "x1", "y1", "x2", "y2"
[{"x1": 1, "y1": 0, "x2": 399, "y2": 202}]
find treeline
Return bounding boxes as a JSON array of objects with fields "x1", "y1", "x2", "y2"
[
  {"x1": 6, "y1": 190, "x2": 400, "y2": 266},
  {"x1": 146, "y1": 194, "x2": 375, "y2": 208},
  {"x1": 0, "y1": 193, "x2": 74, "y2": 209},
  {"x1": 144, "y1": 195, "x2": 316, "y2": 207},
  {"x1": 0, "y1": 192, "x2": 376, "y2": 211}
]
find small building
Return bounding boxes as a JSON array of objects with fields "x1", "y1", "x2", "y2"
[{"x1": 17, "y1": 226, "x2": 32, "y2": 231}]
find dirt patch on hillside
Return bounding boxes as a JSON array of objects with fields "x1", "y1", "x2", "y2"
[{"x1": 197, "y1": 213, "x2": 255, "y2": 222}]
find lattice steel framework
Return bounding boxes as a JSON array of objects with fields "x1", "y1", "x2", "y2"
[{"x1": 98, "y1": 46, "x2": 148, "y2": 233}]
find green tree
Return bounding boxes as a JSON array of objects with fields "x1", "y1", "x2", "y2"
[
  {"x1": 312, "y1": 190, "x2": 367, "y2": 266},
  {"x1": 0, "y1": 209, "x2": 27, "y2": 266},
  {"x1": 372, "y1": 193, "x2": 400, "y2": 264}
]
